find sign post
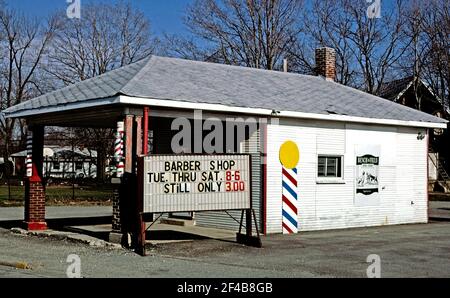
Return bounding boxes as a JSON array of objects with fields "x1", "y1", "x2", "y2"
[{"x1": 136, "y1": 157, "x2": 146, "y2": 256}]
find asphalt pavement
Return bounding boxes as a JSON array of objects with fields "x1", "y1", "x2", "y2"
[{"x1": 0, "y1": 202, "x2": 449, "y2": 278}]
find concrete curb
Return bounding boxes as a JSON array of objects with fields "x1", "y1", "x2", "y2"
[{"x1": 10, "y1": 227, "x2": 122, "y2": 250}]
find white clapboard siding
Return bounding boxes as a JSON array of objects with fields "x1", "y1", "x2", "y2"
[
  {"x1": 266, "y1": 120, "x2": 428, "y2": 233},
  {"x1": 266, "y1": 119, "x2": 317, "y2": 234},
  {"x1": 399, "y1": 127, "x2": 428, "y2": 223}
]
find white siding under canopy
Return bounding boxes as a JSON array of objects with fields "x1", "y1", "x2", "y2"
[{"x1": 266, "y1": 119, "x2": 428, "y2": 234}]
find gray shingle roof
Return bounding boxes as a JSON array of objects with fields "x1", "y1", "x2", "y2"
[{"x1": 4, "y1": 55, "x2": 447, "y2": 125}]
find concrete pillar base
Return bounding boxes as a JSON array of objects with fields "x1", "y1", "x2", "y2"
[
  {"x1": 111, "y1": 178, "x2": 122, "y2": 232},
  {"x1": 109, "y1": 232, "x2": 125, "y2": 245},
  {"x1": 25, "y1": 221, "x2": 47, "y2": 231}
]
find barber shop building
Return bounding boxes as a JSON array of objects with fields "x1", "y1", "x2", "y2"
[{"x1": 3, "y1": 48, "x2": 447, "y2": 242}]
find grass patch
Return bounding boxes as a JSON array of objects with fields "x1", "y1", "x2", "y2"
[
  {"x1": 0, "y1": 184, "x2": 113, "y2": 207},
  {"x1": 0, "y1": 185, "x2": 24, "y2": 206}
]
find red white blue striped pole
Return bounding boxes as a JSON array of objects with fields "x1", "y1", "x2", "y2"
[
  {"x1": 279, "y1": 141, "x2": 300, "y2": 234},
  {"x1": 26, "y1": 131, "x2": 33, "y2": 177},
  {"x1": 282, "y1": 167, "x2": 298, "y2": 234},
  {"x1": 115, "y1": 121, "x2": 125, "y2": 178}
]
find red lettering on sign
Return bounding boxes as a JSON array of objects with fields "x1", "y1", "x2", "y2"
[{"x1": 226, "y1": 181, "x2": 245, "y2": 192}]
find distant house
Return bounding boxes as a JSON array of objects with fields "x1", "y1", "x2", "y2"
[
  {"x1": 380, "y1": 76, "x2": 449, "y2": 190},
  {"x1": 379, "y1": 76, "x2": 446, "y2": 118},
  {"x1": 11, "y1": 146, "x2": 98, "y2": 179}
]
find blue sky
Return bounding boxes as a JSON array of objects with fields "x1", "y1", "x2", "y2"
[
  {"x1": 5, "y1": 0, "x2": 397, "y2": 36},
  {"x1": 5, "y1": 0, "x2": 193, "y2": 36}
]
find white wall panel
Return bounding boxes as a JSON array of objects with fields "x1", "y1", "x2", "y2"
[
  {"x1": 266, "y1": 119, "x2": 317, "y2": 234},
  {"x1": 266, "y1": 120, "x2": 429, "y2": 233}
]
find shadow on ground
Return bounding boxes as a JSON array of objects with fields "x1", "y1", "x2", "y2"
[
  {"x1": 0, "y1": 216, "x2": 233, "y2": 245},
  {"x1": 63, "y1": 226, "x2": 217, "y2": 243},
  {"x1": 145, "y1": 230, "x2": 209, "y2": 241},
  {"x1": 429, "y1": 217, "x2": 450, "y2": 222}
]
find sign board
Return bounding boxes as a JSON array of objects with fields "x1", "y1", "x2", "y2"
[
  {"x1": 141, "y1": 155, "x2": 251, "y2": 213},
  {"x1": 354, "y1": 144, "x2": 380, "y2": 206}
]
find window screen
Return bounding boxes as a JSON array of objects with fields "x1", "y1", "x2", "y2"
[{"x1": 318, "y1": 156, "x2": 342, "y2": 178}]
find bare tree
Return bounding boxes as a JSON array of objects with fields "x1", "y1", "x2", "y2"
[
  {"x1": 160, "y1": 33, "x2": 211, "y2": 61},
  {"x1": 184, "y1": 0, "x2": 304, "y2": 70},
  {"x1": 291, "y1": 0, "x2": 357, "y2": 84},
  {"x1": 49, "y1": 1, "x2": 156, "y2": 85},
  {"x1": 0, "y1": 5, "x2": 57, "y2": 170},
  {"x1": 397, "y1": 0, "x2": 449, "y2": 113},
  {"x1": 48, "y1": 1, "x2": 156, "y2": 182},
  {"x1": 293, "y1": 0, "x2": 410, "y2": 94},
  {"x1": 420, "y1": 1, "x2": 450, "y2": 111}
]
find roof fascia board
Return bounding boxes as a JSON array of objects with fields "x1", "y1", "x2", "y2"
[
  {"x1": 419, "y1": 79, "x2": 445, "y2": 105},
  {"x1": 3, "y1": 94, "x2": 447, "y2": 129},
  {"x1": 4, "y1": 96, "x2": 121, "y2": 118},
  {"x1": 119, "y1": 95, "x2": 448, "y2": 129},
  {"x1": 393, "y1": 80, "x2": 415, "y2": 102},
  {"x1": 395, "y1": 78, "x2": 444, "y2": 106}
]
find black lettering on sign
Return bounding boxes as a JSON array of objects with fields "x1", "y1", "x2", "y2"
[
  {"x1": 200, "y1": 171, "x2": 221, "y2": 182},
  {"x1": 197, "y1": 182, "x2": 222, "y2": 193},
  {"x1": 230, "y1": 160, "x2": 236, "y2": 169},
  {"x1": 148, "y1": 172, "x2": 165, "y2": 183},
  {"x1": 164, "y1": 183, "x2": 190, "y2": 193},
  {"x1": 186, "y1": 172, "x2": 197, "y2": 182},
  {"x1": 198, "y1": 183, "x2": 205, "y2": 192},
  {"x1": 172, "y1": 172, "x2": 197, "y2": 182},
  {"x1": 168, "y1": 183, "x2": 176, "y2": 193},
  {"x1": 165, "y1": 161, "x2": 203, "y2": 171},
  {"x1": 210, "y1": 160, "x2": 237, "y2": 171},
  {"x1": 216, "y1": 182, "x2": 223, "y2": 191},
  {"x1": 172, "y1": 172, "x2": 179, "y2": 182}
]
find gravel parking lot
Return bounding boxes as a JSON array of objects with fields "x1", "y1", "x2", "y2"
[{"x1": 1, "y1": 219, "x2": 449, "y2": 278}]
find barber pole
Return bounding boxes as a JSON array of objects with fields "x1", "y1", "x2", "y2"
[
  {"x1": 279, "y1": 141, "x2": 300, "y2": 234},
  {"x1": 282, "y1": 167, "x2": 298, "y2": 234},
  {"x1": 115, "y1": 121, "x2": 125, "y2": 177},
  {"x1": 26, "y1": 131, "x2": 33, "y2": 177}
]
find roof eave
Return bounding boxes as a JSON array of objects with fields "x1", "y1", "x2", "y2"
[
  {"x1": 119, "y1": 95, "x2": 448, "y2": 129},
  {"x1": 3, "y1": 96, "x2": 121, "y2": 119},
  {"x1": 3, "y1": 94, "x2": 447, "y2": 129},
  {"x1": 392, "y1": 80, "x2": 415, "y2": 102}
]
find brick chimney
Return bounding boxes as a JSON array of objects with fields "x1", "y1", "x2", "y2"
[{"x1": 315, "y1": 47, "x2": 336, "y2": 81}]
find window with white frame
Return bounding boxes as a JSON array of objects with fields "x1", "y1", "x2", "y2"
[{"x1": 318, "y1": 155, "x2": 343, "y2": 178}]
